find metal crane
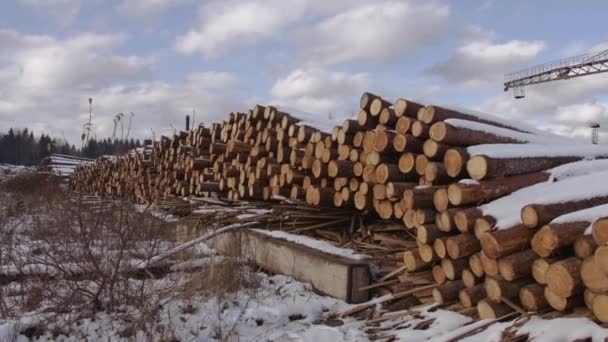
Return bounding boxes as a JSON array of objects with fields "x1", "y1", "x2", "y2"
[
  {"x1": 504, "y1": 48, "x2": 608, "y2": 99},
  {"x1": 504, "y1": 48, "x2": 608, "y2": 144}
]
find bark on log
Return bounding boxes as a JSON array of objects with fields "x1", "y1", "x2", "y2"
[
  {"x1": 497, "y1": 249, "x2": 537, "y2": 281},
  {"x1": 531, "y1": 221, "x2": 589, "y2": 257},
  {"x1": 432, "y1": 280, "x2": 463, "y2": 304},
  {"x1": 545, "y1": 257, "x2": 583, "y2": 298},
  {"x1": 519, "y1": 283, "x2": 550, "y2": 312},
  {"x1": 447, "y1": 172, "x2": 549, "y2": 207},
  {"x1": 466, "y1": 155, "x2": 580, "y2": 181},
  {"x1": 429, "y1": 121, "x2": 522, "y2": 146},
  {"x1": 479, "y1": 225, "x2": 535, "y2": 259},
  {"x1": 522, "y1": 197, "x2": 608, "y2": 228},
  {"x1": 459, "y1": 284, "x2": 486, "y2": 308},
  {"x1": 446, "y1": 233, "x2": 480, "y2": 259}
]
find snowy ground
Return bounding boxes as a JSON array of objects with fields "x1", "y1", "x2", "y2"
[{"x1": 2, "y1": 253, "x2": 607, "y2": 341}]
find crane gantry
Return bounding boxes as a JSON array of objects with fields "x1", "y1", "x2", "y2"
[{"x1": 504, "y1": 48, "x2": 608, "y2": 99}]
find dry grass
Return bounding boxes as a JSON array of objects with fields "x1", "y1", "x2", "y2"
[{"x1": 0, "y1": 175, "x2": 262, "y2": 340}]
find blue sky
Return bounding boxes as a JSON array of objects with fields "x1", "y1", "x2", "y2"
[{"x1": 1, "y1": 0, "x2": 608, "y2": 143}]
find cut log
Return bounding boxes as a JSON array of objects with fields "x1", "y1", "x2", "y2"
[
  {"x1": 498, "y1": 249, "x2": 537, "y2": 281},
  {"x1": 544, "y1": 286, "x2": 584, "y2": 312},
  {"x1": 581, "y1": 255, "x2": 608, "y2": 293},
  {"x1": 531, "y1": 221, "x2": 589, "y2": 257},
  {"x1": 370, "y1": 97, "x2": 392, "y2": 117},
  {"x1": 403, "y1": 250, "x2": 431, "y2": 272},
  {"x1": 394, "y1": 98, "x2": 424, "y2": 119},
  {"x1": 419, "y1": 243, "x2": 439, "y2": 263},
  {"x1": 545, "y1": 257, "x2": 583, "y2": 298},
  {"x1": 592, "y1": 217, "x2": 608, "y2": 245},
  {"x1": 429, "y1": 121, "x2": 522, "y2": 146},
  {"x1": 594, "y1": 245, "x2": 608, "y2": 275},
  {"x1": 423, "y1": 139, "x2": 450, "y2": 160},
  {"x1": 433, "y1": 237, "x2": 449, "y2": 259},
  {"x1": 522, "y1": 197, "x2": 608, "y2": 228},
  {"x1": 519, "y1": 283, "x2": 550, "y2": 312},
  {"x1": 416, "y1": 224, "x2": 445, "y2": 245},
  {"x1": 433, "y1": 188, "x2": 450, "y2": 212},
  {"x1": 433, "y1": 265, "x2": 447, "y2": 284},
  {"x1": 574, "y1": 235, "x2": 598, "y2": 259},
  {"x1": 478, "y1": 225, "x2": 536, "y2": 259},
  {"x1": 480, "y1": 251, "x2": 498, "y2": 277},
  {"x1": 441, "y1": 258, "x2": 469, "y2": 281},
  {"x1": 403, "y1": 187, "x2": 440, "y2": 209},
  {"x1": 395, "y1": 116, "x2": 413, "y2": 134},
  {"x1": 436, "y1": 209, "x2": 460, "y2": 233},
  {"x1": 531, "y1": 258, "x2": 556, "y2": 285},
  {"x1": 447, "y1": 172, "x2": 549, "y2": 207},
  {"x1": 477, "y1": 299, "x2": 513, "y2": 319},
  {"x1": 432, "y1": 280, "x2": 463, "y2": 304},
  {"x1": 485, "y1": 276, "x2": 529, "y2": 302},
  {"x1": 443, "y1": 148, "x2": 469, "y2": 178},
  {"x1": 386, "y1": 182, "x2": 416, "y2": 199},
  {"x1": 415, "y1": 154, "x2": 428, "y2": 176},
  {"x1": 398, "y1": 152, "x2": 417, "y2": 174},
  {"x1": 425, "y1": 162, "x2": 449, "y2": 184},
  {"x1": 421, "y1": 105, "x2": 531, "y2": 133},
  {"x1": 454, "y1": 208, "x2": 483, "y2": 233},
  {"x1": 446, "y1": 233, "x2": 480, "y2": 259},
  {"x1": 459, "y1": 284, "x2": 486, "y2": 308},
  {"x1": 592, "y1": 294, "x2": 608, "y2": 323},
  {"x1": 474, "y1": 216, "x2": 496, "y2": 239},
  {"x1": 376, "y1": 163, "x2": 417, "y2": 184},
  {"x1": 411, "y1": 121, "x2": 429, "y2": 139},
  {"x1": 393, "y1": 134, "x2": 423, "y2": 154},
  {"x1": 462, "y1": 268, "x2": 483, "y2": 288},
  {"x1": 467, "y1": 155, "x2": 580, "y2": 181},
  {"x1": 469, "y1": 252, "x2": 484, "y2": 278}
]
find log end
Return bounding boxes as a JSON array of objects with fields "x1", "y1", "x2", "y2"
[
  {"x1": 592, "y1": 294, "x2": 608, "y2": 323},
  {"x1": 466, "y1": 155, "x2": 488, "y2": 181},
  {"x1": 433, "y1": 189, "x2": 449, "y2": 212},
  {"x1": 477, "y1": 299, "x2": 511, "y2": 319},
  {"x1": 592, "y1": 217, "x2": 608, "y2": 245},
  {"x1": 444, "y1": 149, "x2": 465, "y2": 178},
  {"x1": 429, "y1": 122, "x2": 446, "y2": 142},
  {"x1": 447, "y1": 184, "x2": 462, "y2": 206},
  {"x1": 530, "y1": 225, "x2": 556, "y2": 258},
  {"x1": 421, "y1": 106, "x2": 435, "y2": 124},
  {"x1": 521, "y1": 205, "x2": 539, "y2": 228}
]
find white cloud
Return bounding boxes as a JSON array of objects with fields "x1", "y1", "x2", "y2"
[
  {"x1": 270, "y1": 68, "x2": 368, "y2": 117},
  {"x1": 0, "y1": 31, "x2": 151, "y2": 95},
  {"x1": 477, "y1": 70, "x2": 608, "y2": 140},
  {"x1": 176, "y1": 0, "x2": 307, "y2": 58},
  {"x1": 298, "y1": 1, "x2": 449, "y2": 66},
  {"x1": 17, "y1": 0, "x2": 81, "y2": 26},
  {"x1": 117, "y1": 0, "x2": 190, "y2": 16},
  {"x1": 176, "y1": 0, "x2": 450, "y2": 63},
  {"x1": 429, "y1": 39, "x2": 545, "y2": 87},
  {"x1": 0, "y1": 30, "x2": 247, "y2": 143}
]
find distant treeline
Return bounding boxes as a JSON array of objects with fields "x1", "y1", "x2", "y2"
[{"x1": 0, "y1": 128, "x2": 142, "y2": 166}]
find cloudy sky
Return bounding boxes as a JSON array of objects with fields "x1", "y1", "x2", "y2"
[{"x1": 1, "y1": 0, "x2": 608, "y2": 144}]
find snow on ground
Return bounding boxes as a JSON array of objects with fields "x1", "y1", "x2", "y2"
[{"x1": 0, "y1": 270, "x2": 368, "y2": 342}]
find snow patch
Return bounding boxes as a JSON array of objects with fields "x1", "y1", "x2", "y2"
[{"x1": 252, "y1": 229, "x2": 367, "y2": 260}]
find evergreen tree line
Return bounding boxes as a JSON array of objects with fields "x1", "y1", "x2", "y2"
[{"x1": 0, "y1": 128, "x2": 142, "y2": 166}]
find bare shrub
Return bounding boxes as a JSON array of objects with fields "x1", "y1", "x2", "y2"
[{"x1": 1, "y1": 192, "x2": 184, "y2": 333}]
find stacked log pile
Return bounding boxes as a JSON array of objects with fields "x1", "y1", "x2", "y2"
[{"x1": 70, "y1": 92, "x2": 608, "y2": 323}]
